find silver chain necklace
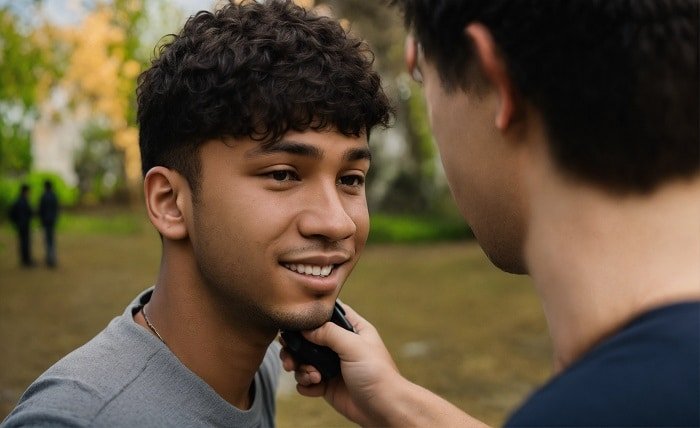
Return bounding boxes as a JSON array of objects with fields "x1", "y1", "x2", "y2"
[{"x1": 142, "y1": 303, "x2": 166, "y2": 344}]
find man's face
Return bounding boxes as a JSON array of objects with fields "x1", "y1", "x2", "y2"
[
  {"x1": 187, "y1": 130, "x2": 370, "y2": 331},
  {"x1": 406, "y1": 36, "x2": 527, "y2": 273}
]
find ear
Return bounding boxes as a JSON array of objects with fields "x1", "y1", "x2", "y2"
[
  {"x1": 143, "y1": 166, "x2": 189, "y2": 240},
  {"x1": 465, "y1": 23, "x2": 516, "y2": 130},
  {"x1": 404, "y1": 34, "x2": 420, "y2": 82}
]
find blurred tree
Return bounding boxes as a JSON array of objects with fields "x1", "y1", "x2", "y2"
[
  {"x1": 0, "y1": 6, "x2": 62, "y2": 178},
  {"x1": 0, "y1": 0, "x2": 192, "y2": 207},
  {"x1": 317, "y1": 0, "x2": 446, "y2": 215},
  {"x1": 58, "y1": 0, "x2": 144, "y2": 201},
  {"x1": 316, "y1": 0, "x2": 406, "y2": 72},
  {"x1": 74, "y1": 121, "x2": 126, "y2": 204}
]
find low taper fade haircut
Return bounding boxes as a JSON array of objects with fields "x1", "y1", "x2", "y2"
[{"x1": 137, "y1": 0, "x2": 392, "y2": 192}]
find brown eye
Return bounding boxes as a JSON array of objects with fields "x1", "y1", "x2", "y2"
[
  {"x1": 269, "y1": 170, "x2": 299, "y2": 181},
  {"x1": 338, "y1": 175, "x2": 365, "y2": 187}
]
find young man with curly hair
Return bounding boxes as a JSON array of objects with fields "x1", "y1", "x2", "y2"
[
  {"x1": 2, "y1": 1, "x2": 391, "y2": 426},
  {"x1": 284, "y1": 0, "x2": 700, "y2": 426}
]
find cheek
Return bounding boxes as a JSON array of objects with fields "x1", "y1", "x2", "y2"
[
  {"x1": 435, "y1": 133, "x2": 469, "y2": 194},
  {"x1": 193, "y1": 188, "x2": 275, "y2": 256},
  {"x1": 434, "y1": 138, "x2": 480, "y2": 225},
  {"x1": 426, "y1": 95, "x2": 467, "y2": 163},
  {"x1": 442, "y1": 164, "x2": 472, "y2": 218},
  {"x1": 423, "y1": 76, "x2": 451, "y2": 133}
]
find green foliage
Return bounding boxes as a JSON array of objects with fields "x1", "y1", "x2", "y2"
[
  {"x1": 0, "y1": 7, "x2": 43, "y2": 107},
  {"x1": 74, "y1": 122, "x2": 126, "y2": 203},
  {"x1": 0, "y1": 8, "x2": 35, "y2": 175},
  {"x1": 0, "y1": 178, "x2": 15, "y2": 220},
  {"x1": 407, "y1": 84, "x2": 437, "y2": 179},
  {"x1": 0, "y1": 6, "x2": 63, "y2": 177},
  {"x1": 115, "y1": 0, "x2": 146, "y2": 127},
  {"x1": 0, "y1": 123, "x2": 33, "y2": 173},
  {"x1": 368, "y1": 213, "x2": 473, "y2": 243}
]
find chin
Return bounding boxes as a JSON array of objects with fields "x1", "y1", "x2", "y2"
[
  {"x1": 488, "y1": 252, "x2": 528, "y2": 274},
  {"x1": 274, "y1": 300, "x2": 335, "y2": 331},
  {"x1": 479, "y1": 237, "x2": 528, "y2": 275}
]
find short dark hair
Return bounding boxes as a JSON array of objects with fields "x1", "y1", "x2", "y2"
[
  {"x1": 138, "y1": 0, "x2": 392, "y2": 191},
  {"x1": 394, "y1": 0, "x2": 699, "y2": 194}
]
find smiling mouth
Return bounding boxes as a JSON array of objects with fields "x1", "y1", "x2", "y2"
[{"x1": 283, "y1": 263, "x2": 335, "y2": 278}]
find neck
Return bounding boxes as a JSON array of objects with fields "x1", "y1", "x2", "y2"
[
  {"x1": 136, "y1": 241, "x2": 278, "y2": 409},
  {"x1": 524, "y1": 151, "x2": 700, "y2": 371}
]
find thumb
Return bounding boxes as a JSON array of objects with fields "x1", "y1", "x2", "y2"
[{"x1": 302, "y1": 320, "x2": 362, "y2": 362}]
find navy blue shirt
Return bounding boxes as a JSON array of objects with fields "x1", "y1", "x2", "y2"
[{"x1": 507, "y1": 302, "x2": 700, "y2": 427}]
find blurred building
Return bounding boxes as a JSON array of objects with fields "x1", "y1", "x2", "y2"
[{"x1": 31, "y1": 87, "x2": 86, "y2": 186}]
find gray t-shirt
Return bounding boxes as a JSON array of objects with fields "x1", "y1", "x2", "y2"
[{"x1": 2, "y1": 288, "x2": 281, "y2": 427}]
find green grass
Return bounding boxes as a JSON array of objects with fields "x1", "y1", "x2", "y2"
[
  {"x1": 0, "y1": 210, "x2": 551, "y2": 427},
  {"x1": 55, "y1": 209, "x2": 148, "y2": 235}
]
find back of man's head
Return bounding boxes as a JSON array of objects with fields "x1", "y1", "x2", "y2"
[
  {"x1": 137, "y1": 0, "x2": 392, "y2": 192},
  {"x1": 395, "y1": 0, "x2": 699, "y2": 194}
]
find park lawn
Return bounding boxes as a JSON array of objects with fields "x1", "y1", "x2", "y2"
[{"x1": 0, "y1": 211, "x2": 551, "y2": 427}]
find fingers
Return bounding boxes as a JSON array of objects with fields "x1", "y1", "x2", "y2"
[
  {"x1": 279, "y1": 346, "x2": 296, "y2": 372},
  {"x1": 296, "y1": 382, "x2": 326, "y2": 397},
  {"x1": 301, "y1": 320, "x2": 359, "y2": 361},
  {"x1": 294, "y1": 365, "x2": 322, "y2": 386},
  {"x1": 279, "y1": 302, "x2": 396, "y2": 399},
  {"x1": 301, "y1": 302, "x2": 382, "y2": 365},
  {"x1": 280, "y1": 344, "x2": 324, "y2": 389}
]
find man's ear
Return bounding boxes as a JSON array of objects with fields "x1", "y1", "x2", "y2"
[
  {"x1": 465, "y1": 23, "x2": 516, "y2": 130},
  {"x1": 143, "y1": 166, "x2": 189, "y2": 240},
  {"x1": 404, "y1": 34, "x2": 420, "y2": 82}
]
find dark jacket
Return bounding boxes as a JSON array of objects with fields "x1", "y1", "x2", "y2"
[
  {"x1": 39, "y1": 190, "x2": 59, "y2": 227},
  {"x1": 9, "y1": 196, "x2": 32, "y2": 230}
]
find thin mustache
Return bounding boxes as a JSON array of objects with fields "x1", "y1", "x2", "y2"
[{"x1": 280, "y1": 243, "x2": 352, "y2": 258}]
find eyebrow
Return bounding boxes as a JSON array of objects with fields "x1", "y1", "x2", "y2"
[
  {"x1": 245, "y1": 140, "x2": 323, "y2": 159},
  {"x1": 343, "y1": 147, "x2": 372, "y2": 163},
  {"x1": 245, "y1": 140, "x2": 372, "y2": 163}
]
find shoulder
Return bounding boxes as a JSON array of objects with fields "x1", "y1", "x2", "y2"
[
  {"x1": 2, "y1": 376, "x2": 102, "y2": 427},
  {"x1": 3, "y1": 311, "x2": 164, "y2": 427},
  {"x1": 506, "y1": 302, "x2": 700, "y2": 427}
]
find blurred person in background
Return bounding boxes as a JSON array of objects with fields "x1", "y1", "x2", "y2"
[
  {"x1": 8, "y1": 183, "x2": 34, "y2": 268},
  {"x1": 283, "y1": 0, "x2": 700, "y2": 426},
  {"x1": 39, "y1": 180, "x2": 60, "y2": 268},
  {"x1": 2, "y1": 0, "x2": 390, "y2": 426}
]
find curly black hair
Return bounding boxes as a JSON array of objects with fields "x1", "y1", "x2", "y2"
[
  {"x1": 393, "y1": 0, "x2": 699, "y2": 194},
  {"x1": 137, "y1": 0, "x2": 392, "y2": 191}
]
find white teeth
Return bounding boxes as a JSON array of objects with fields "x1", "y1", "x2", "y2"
[{"x1": 283, "y1": 263, "x2": 334, "y2": 277}]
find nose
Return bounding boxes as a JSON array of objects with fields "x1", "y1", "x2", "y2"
[{"x1": 297, "y1": 183, "x2": 357, "y2": 242}]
